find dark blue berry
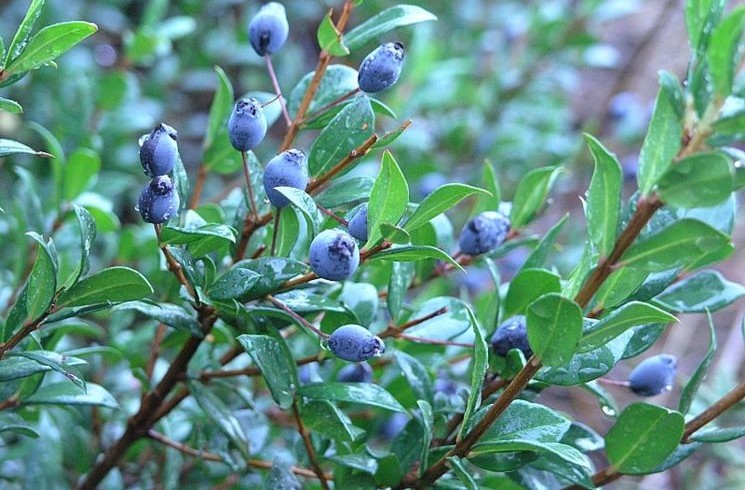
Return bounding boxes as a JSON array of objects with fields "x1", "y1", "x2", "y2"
[
  {"x1": 459, "y1": 211, "x2": 510, "y2": 256},
  {"x1": 262, "y1": 149, "x2": 309, "y2": 208},
  {"x1": 228, "y1": 98, "x2": 267, "y2": 152},
  {"x1": 328, "y1": 324, "x2": 385, "y2": 362},
  {"x1": 347, "y1": 204, "x2": 368, "y2": 242},
  {"x1": 434, "y1": 373, "x2": 459, "y2": 396},
  {"x1": 337, "y1": 362, "x2": 373, "y2": 383},
  {"x1": 379, "y1": 412, "x2": 409, "y2": 440},
  {"x1": 309, "y1": 229, "x2": 360, "y2": 281},
  {"x1": 491, "y1": 315, "x2": 532, "y2": 358},
  {"x1": 249, "y1": 2, "x2": 289, "y2": 56},
  {"x1": 358, "y1": 42, "x2": 405, "y2": 93},
  {"x1": 139, "y1": 123, "x2": 179, "y2": 177},
  {"x1": 137, "y1": 175, "x2": 180, "y2": 224},
  {"x1": 628, "y1": 354, "x2": 677, "y2": 396}
]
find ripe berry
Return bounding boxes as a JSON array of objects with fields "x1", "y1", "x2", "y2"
[
  {"x1": 137, "y1": 175, "x2": 180, "y2": 224},
  {"x1": 459, "y1": 211, "x2": 510, "y2": 256},
  {"x1": 248, "y1": 2, "x2": 289, "y2": 56},
  {"x1": 139, "y1": 123, "x2": 179, "y2": 177},
  {"x1": 491, "y1": 315, "x2": 532, "y2": 358},
  {"x1": 358, "y1": 42, "x2": 405, "y2": 93},
  {"x1": 628, "y1": 354, "x2": 677, "y2": 396},
  {"x1": 309, "y1": 229, "x2": 360, "y2": 281},
  {"x1": 228, "y1": 98, "x2": 267, "y2": 152},
  {"x1": 328, "y1": 324, "x2": 385, "y2": 362},
  {"x1": 336, "y1": 362, "x2": 373, "y2": 383},
  {"x1": 262, "y1": 149, "x2": 309, "y2": 208},
  {"x1": 347, "y1": 204, "x2": 368, "y2": 242}
]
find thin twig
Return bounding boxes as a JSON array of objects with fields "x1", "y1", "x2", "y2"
[
  {"x1": 306, "y1": 133, "x2": 379, "y2": 193},
  {"x1": 189, "y1": 164, "x2": 208, "y2": 209},
  {"x1": 267, "y1": 295, "x2": 329, "y2": 340},
  {"x1": 317, "y1": 204, "x2": 349, "y2": 226},
  {"x1": 146, "y1": 324, "x2": 168, "y2": 381},
  {"x1": 291, "y1": 401, "x2": 330, "y2": 490},
  {"x1": 265, "y1": 55, "x2": 292, "y2": 127},
  {"x1": 302, "y1": 87, "x2": 361, "y2": 123},
  {"x1": 241, "y1": 150, "x2": 259, "y2": 218}
]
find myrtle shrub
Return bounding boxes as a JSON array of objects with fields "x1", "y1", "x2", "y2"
[{"x1": 1, "y1": 1, "x2": 745, "y2": 489}]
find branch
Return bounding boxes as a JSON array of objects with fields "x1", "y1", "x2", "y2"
[{"x1": 291, "y1": 401, "x2": 330, "y2": 490}]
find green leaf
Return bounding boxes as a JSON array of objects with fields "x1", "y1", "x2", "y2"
[
  {"x1": 510, "y1": 166, "x2": 561, "y2": 228},
  {"x1": 475, "y1": 400, "x2": 570, "y2": 443},
  {"x1": 288, "y1": 65, "x2": 358, "y2": 118},
  {"x1": 4, "y1": 0, "x2": 45, "y2": 65},
  {"x1": 0, "y1": 412, "x2": 39, "y2": 438},
  {"x1": 605, "y1": 403, "x2": 684, "y2": 474},
  {"x1": 473, "y1": 161, "x2": 502, "y2": 215},
  {"x1": 404, "y1": 183, "x2": 490, "y2": 232},
  {"x1": 707, "y1": 6, "x2": 745, "y2": 97},
  {"x1": 208, "y1": 267, "x2": 261, "y2": 301},
  {"x1": 114, "y1": 301, "x2": 203, "y2": 338},
  {"x1": 394, "y1": 351, "x2": 432, "y2": 402},
  {"x1": 380, "y1": 223, "x2": 411, "y2": 244},
  {"x1": 686, "y1": 0, "x2": 726, "y2": 54},
  {"x1": 274, "y1": 187, "x2": 320, "y2": 234},
  {"x1": 5, "y1": 21, "x2": 98, "y2": 75},
  {"x1": 317, "y1": 11, "x2": 349, "y2": 56},
  {"x1": 24, "y1": 382, "x2": 118, "y2": 409},
  {"x1": 691, "y1": 426, "x2": 745, "y2": 443},
  {"x1": 387, "y1": 261, "x2": 414, "y2": 321},
  {"x1": 57, "y1": 266, "x2": 153, "y2": 307},
  {"x1": 63, "y1": 148, "x2": 100, "y2": 201},
  {"x1": 367, "y1": 245, "x2": 463, "y2": 272},
  {"x1": 316, "y1": 176, "x2": 373, "y2": 208},
  {"x1": 619, "y1": 219, "x2": 731, "y2": 271},
  {"x1": 584, "y1": 134, "x2": 622, "y2": 257},
  {"x1": 71, "y1": 205, "x2": 96, "y2": 285},
  {"x1": 301, "y1": 400, "x2": 363, "y2": 443},
  {"x1": 0, "y1": 351, "x2": 86, "y2": 382},
  {"x1": 679, "y1": 314, "x2": 716, "y2": 415},
  {"x1": 652, "y1": 270, "x2": 745, "y2": 313},
  {"x1": 0, "y1": 96, "x2": 23, "y2": 113},
  {"x1": 0, "y1": 138, "x2": 52, "y2": 158},
  {"x1": 637, "y1": 74, "x2": 684, "y2": 195},
  {"x1": 527, "y1": 293, "x2": 583, "y2": 367},
  {"x1": 308, "y1": 96, "x2": 375, "y2": 177},
  {"x1": 504, "y1": 268, "x2": 561, "y2": 318},
  {"x1": 161, "y1": 223, "x2": 236, "y2": 249},
  {"x1": 187, "y1": 380, "x2": 249, "y2": 458},
  {"x1": 203, "y1": 66, "x2": 234, "y2": 155},
  {"x1": 459, "y1": 307, "x2": 488, "y2": 440},
  {"x1": 594, "y1": 267, "x2": 648, "y2": 310},
  {"x1": 578, "y1": 302, "x2": 677, "y2": 353},
  {"x1": 371, "y1": 119, "x2": 410, "y2": 149},
  {"x1": 237, "y1": 334, "x2": 298, "y2": 409},
  {"x1": 366, "y1": 150, "x2": 409, "y2": 246},
  {"x1": 520, "y1": 214, "x2": 568, "y2": 272},
  {"x1": 657, "y1": 152, "x2": 733, "y2": 208},
  {"x1": 344, "y1": 5, "x2": 437, "y2": 51},
  {"x1": 298, "y1": 382, "x2": 405, "y2": 412},
  {"x1": 25, "y1": 232, "x2": 57, "y2": 320},
  {"x1": 447, "y1": 457, "x2": 478, "y2": 490},
  {"x1": 229, "y1": 258, "x2": 310, "y2": 300}
]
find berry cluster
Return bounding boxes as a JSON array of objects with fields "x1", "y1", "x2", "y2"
[{"x1": 137, "y1": 124, "x2": 181, "y2": 224}]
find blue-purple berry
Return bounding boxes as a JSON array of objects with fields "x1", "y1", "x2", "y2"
[
  {"x1": 249, "y1": 2, "x2": 289, "y2": 56},
  {"x1": 328, "y1": 324, "x2": 385, "y2": 362},
  {"x1": 309, "y1": 229, "x2": 360, "y2": 281},
  {"x1": 262, "y1": 149, "x2": 308, "y2": 208},
  {"x1": 347, "y1": 204, "x2": 368, "y2": 242},
  {"x1": 139, "y1": 123, "x2": 179, "y2": 177},
  {"x1": 358, "y1": 42, "x2": 405, "y2": 93},
  {"x1": 491, "y1": 315, "x2": 532, "y2": 358},
  {"x1": 628, "y1": 354, "x2": 677, "y2": 396},
  {"x1": 337, "y1": 362, "x2": 373, "y2": 383},
  {"x1": 459, "y1": 211, "x2": 510, "y2": 256},
  {"x1": 137, "y1": 175, "x2": 180, "y2": 224},
  {"x1": 228, "y1": 98, "x2": 267, "y2": 152}
]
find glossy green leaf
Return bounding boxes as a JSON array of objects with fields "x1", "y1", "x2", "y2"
[
  {"x1": 447, "y1": 457, "x2": 478, "y2": 490},
  {"x1": 288, "y1": 64, "x2": 358, "y2": 118},
  {"x1": 387, "y1": 261, "x2": 414, "y2": 321},
  {"x1": 504, "y1": 268, "x2": 561, "y2": 318},
  {"x1": 460, "y1": 307, "x2": 488, "y2": 439},
  {"x1": 708, "y1": 6, "x2": 745, "y2": 96},
  {"x1": 24, "y1": 382, "x2": 118, "y2": 408},
  {"x1": 63, "y1": 148, "x2": 100, "y2": 201},
  {"x1": 57, "y1": 266, "x2": 153, "y2": 307},
  {"x1": 9, "y1": 350, "x2": 85, "y2": 391},
  {"x1": 380, "y1": 223, "x2": 411, "y2": 244},
  {"x1": 317, "y1": 11, "x2": 349, "y2": 56},
  {"x1": 0, "y1": 412, "x2": 39, "y2": 438},
  {"x1": 114, "y1": 301, "x2": 202, "y2": 337},
  {"x1": 344, "y1": 5, "x2": 437, "y2": 51},
  {"x1": 0, "y1": 351, "x2": 86, "y2": 382},
  {"x1": 527, "y1": 294, "x2": 583, "y2": 367},
  {"x1": 510, "y1": 166, "x2": 561, "y2": 228},
  {"x1": 230, "y1": 258, "x2": 309, "y2": 300},
  {"x1": 520, "y1": 214, "x2": 568, "y2": 272},
  {"x1": 578, "y1": 302, "x2": 677, "y2": 353},
  {"x1": 71, "y1": 205, "x2": 96, "y2": 285},
  {"x1": 237, "y1": 334, "x2": 297, "y2": 409},
  {"x1": 404, "y1": 183, "x2": 490, "y2": 232},
  {"x1": 475, "y1": 400, "x2": 570, "y2": 442},
  {"x1": 0, "y1": 96, "x2": 23, "y2": 113},
  {"x1": 371, "y1": 119, "x2": 411, "y2": 149},
  {"x1": 691, "y1": 426, "x2": 745, "y2": 443},
  {"x1": 594, "y1": 267, "x2": 648, "y2": 310},
  {"x1": 308, "y1": 96, "x2": 374, "y2": 177},
  {"x1": 366, "y1": 150, "x2": 409, "y2": 246},
  {"x1": 0, "y1": 138, "x2": 51, "y2": 158},
  {"x1": 274, "y1": 187, "x2": 320, "y2": 234},
  {"x1": 203, "y1": 65, "x2": 233, "y2": 155},
  {"x1": 25, "y1": 232, "x2": 57, "y2": 320},
  {"x1": 5, "y1": 21, "x2": 98, "y2": 75},
  {"x1": 188, "y1": 380, "x2": 249, "y2": 458},
  {"x1": 473, "y1": 161, "x2": 501, "y2": 215},
  {"x1": 316, "y1": 176, "x2": 373, "y2": 208},
  {"x1": 160, "y1": 223, "x2": 237, "y2": 258},
  {"x1": 301, "y1": 400, "x2": 364, "y2": 442},
  {"x1": 679, "y1": 315, "x2": 716, "y2": 415},
  {"x1": 637, "y1": 74, "x2": 684, "y2": 195},
  {"x1": 208, "y1": 266, "x2": 261, "y2": 301},
  {"x1": 652, "y1": 270, "x2": 745, "y2": 313},
  {"x1": 298, "y1": 382, "x2": 405, "y2": 412},
  {"x1": 584, "y1": 134, "x2": 622, "y2": 256},
  {"x1": 4, "y1": 0, "x2": 45, "y2": 65},
  {"x1": 394, "y1": 351, "x2": 432, "y2": 402},
  {"x1": 620, "y1": 218, "x2": 731, "y2": 271},
  {"x1": 367, "y1": 245, "x2": 463, "y2": 272},
  {"x1": 686, "y1": 0, "x2": 726, "y2": 54},
  {"x1": 605, "y1": 403, "x2": 684, "y2": 474},
  {"x1": 657, "y1": 152, "x2": 733, "y2": 208}
]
